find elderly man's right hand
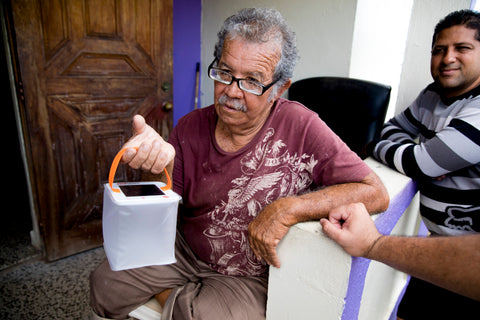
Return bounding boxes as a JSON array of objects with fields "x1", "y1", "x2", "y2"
[{"x1": 121, "y1": 115, "x2": 175, "y2": 174}]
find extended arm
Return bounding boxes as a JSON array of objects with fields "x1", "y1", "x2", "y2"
[
  {"x1": 248, "y1": 171, "x2": 389, "y2": 268},
  {"x1": 370, "y1": 232, "x2": 480, "y2": 301},
  {"x1": 321, "y1": 203, "x2": 480, "y2": 301}
]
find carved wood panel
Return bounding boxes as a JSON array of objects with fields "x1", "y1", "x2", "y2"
[{"x1": 10, "y1": 0, "x2": 173, "y2": 260}]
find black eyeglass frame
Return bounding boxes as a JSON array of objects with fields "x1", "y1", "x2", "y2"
[{"x1": 207, "y1": 59, "x2": 279, "y2": 96}]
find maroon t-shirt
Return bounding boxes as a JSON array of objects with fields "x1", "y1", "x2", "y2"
[{"x1": 168, "y1": 98, "x2": 371, "y2": 276}]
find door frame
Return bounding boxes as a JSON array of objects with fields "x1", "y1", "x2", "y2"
[{"x1": 1, "y1": 2, "x2": 42, "y2": 250}]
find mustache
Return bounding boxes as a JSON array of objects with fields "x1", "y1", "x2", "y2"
[
  {"x1": 218, "y1": 94, "x2": 247, "y2": 112},
  {"x1": 440, "y1": 62, "x2": 460, "y2": 69}
]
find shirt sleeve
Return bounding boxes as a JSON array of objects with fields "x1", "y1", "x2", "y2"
[
  {"x1": 296, "y1": 104, "x2": 372, "y2": 186},
  {"x1": 373, "y1": 96, "x2": 480, "y2": 180}
]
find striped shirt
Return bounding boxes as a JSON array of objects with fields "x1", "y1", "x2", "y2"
[{"x1": 372, "y1": 83, "x2": 480, "y2": 235}]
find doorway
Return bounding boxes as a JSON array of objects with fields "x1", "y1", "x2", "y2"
[
  {"x1": 7, "y1": 0, "x2": 173, "y2": 261},
  {"x1": 0, "y1": 14, "x2": 39, "y2": 269}
]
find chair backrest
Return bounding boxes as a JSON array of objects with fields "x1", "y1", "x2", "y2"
[{"x1": 288, "y1": 77, "x2": 391, "y2": 158}]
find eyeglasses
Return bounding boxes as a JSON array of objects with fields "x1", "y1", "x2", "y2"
[{"x1": 208, "y1": 60, "x2": 278, "y2": 96}]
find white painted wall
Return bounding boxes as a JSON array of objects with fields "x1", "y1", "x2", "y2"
[
  {"x1": 200, "y1": 0, "x2": 471, "y2": 117},
  {"x1": 200, "y1": 0, "x2": 357, "y2": 107},
  {"x1": 349, "y1": 0, "x2": 414, "y2": 121},
  {"x1": 396, "y1": 0, "x2": 470, "y2": 115}
]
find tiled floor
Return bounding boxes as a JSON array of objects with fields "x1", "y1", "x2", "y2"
[
  {"x1": 0, "y1": 230, "x2": 41, "y2": 272},
  {"x1": 0, "y1": 238, "x2": 106, "y2": 320}
]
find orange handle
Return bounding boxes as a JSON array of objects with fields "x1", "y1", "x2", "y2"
[{"x1": 108, "y1": 147, "x2": 172, "y2": 193}]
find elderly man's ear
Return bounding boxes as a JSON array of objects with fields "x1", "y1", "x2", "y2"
[{"x1": 275, "y1": 79, "x2": 292, "y2": 100}]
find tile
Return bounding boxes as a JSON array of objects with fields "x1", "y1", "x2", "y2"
[
  {"x1": 0, "y1": 247, "x2": 106, "y2": 320},
  {"x1": 0, "y1": 231, "x2": 41, "y2": 271}
]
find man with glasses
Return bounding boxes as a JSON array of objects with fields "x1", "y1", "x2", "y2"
[
  {"x1": 90, "y1": 8, "x2": 388, "y2": 320},
  {"x1": 208, "y1": 59, "x2": 279, "y2": 96}
]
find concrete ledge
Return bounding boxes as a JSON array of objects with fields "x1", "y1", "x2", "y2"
[{"x1": 266, "y1": 158, "x2": 423, "y2": 320}]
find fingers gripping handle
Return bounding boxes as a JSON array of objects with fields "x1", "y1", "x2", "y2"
[{"x1": 108, "y1": 147, "x2": 172, "y2": 193}]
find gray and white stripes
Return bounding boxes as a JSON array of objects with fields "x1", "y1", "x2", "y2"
[{"x1": 372, "y1": 83, "x2": 480, "y2": 235}]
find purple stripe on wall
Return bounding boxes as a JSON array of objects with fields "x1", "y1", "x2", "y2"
[
  {"x1": 341, "y1": 180, "x2": 419, "y2": 320},
  {"x1": 173, "y1": 0, "x2": 202, "y2": 125}
]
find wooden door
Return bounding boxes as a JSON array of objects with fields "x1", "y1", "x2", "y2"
[{"x1": 9, "y1": 0, "x2": 173, "y2": 260}]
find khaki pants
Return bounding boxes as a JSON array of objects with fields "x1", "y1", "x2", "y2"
[{"x1": 89, "y1": 231, "x2": 268, "y2": 320}]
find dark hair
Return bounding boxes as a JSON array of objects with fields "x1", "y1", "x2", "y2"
[
  {"x1": 214, "y1": 8, "x2": 298, "y2": 97},
  {"x1": 432, "y1": 9, "x2": 480, "y2": 47}
]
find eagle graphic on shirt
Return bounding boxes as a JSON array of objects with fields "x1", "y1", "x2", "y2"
[{"x1": 203, "y1": 128, "x2": 318, "y2": 276}]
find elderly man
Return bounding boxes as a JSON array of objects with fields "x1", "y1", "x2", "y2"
[
  {"x1": 90, "y1": 8, "x2": 388, "y2": 320},
  {"x1": 367, "y1": 9, "x2": 480, "y2": 320}
]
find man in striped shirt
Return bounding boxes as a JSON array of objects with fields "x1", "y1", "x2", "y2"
[{"x1": 369, "y1": 10, "x2": 480, "y2": 319}]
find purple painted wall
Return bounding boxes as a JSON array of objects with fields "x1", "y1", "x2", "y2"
[
  {"x1": 173, "y1": 0, "x2": 202, "y2": 126},
  {"x1": 341, "y1": 180, "x2": 425, "y2": 320}
]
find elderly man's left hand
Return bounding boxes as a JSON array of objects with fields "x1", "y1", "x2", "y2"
[{"x1": 247, "y1": 198, "x2": 296, "y2": 268}]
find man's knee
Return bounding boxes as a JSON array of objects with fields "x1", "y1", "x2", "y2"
[
  {"x1": 89, "y1": 260, "x2": 119, "y2": 318},
  {"x1": 174, "y1": 276, "x2": 267, "y2": 319},
  {"x1": 89, "y1": 260, "x2": 173, "y2": 319},
  {"x1": 90, "y1": 261, "x2": 106, "y2": 313}
]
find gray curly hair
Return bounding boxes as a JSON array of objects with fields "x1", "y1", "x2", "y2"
[{"x1": 214, "y1": 8, "x2": 298, "y2": 97}]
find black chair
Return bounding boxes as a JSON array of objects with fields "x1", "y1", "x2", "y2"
[{"x1": 288, "y1": 77, "x2": 391, "y2": 158}]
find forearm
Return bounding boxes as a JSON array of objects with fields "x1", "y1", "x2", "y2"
[
  {"x1": 380, "y1": 116, "x2": 417, "y2": 144},
  {"x1": 374, "y1": 111, "x2": 480, "y2": 180},
  {"x1": 282, "y1": 171, "x2": 389, "y2": 225},
  {"x1": 367, "y1": 234, "x2": 480, "y2": 301},
  {"x1": 249, "y1": 172, "x2": 388, "y2": 268}
]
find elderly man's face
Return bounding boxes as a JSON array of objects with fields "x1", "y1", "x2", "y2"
[
  {"x1": 431, "y1": 25, "x2": 480, "y2": 97},
  {"x1": 214, "y1": 38, "x2": 282, "y2": 132}
]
